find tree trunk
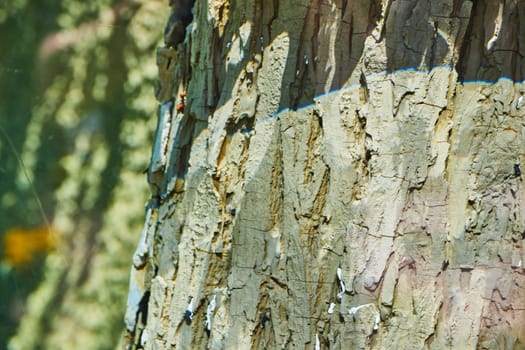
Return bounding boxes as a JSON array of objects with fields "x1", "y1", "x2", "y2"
[{"x1": 125, "y1": 0, "x2": 525, "y2": 349}]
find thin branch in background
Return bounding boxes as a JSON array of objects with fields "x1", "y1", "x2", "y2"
[{"x1": 0, "y1": 124, "x2": 51, "y2": 230}]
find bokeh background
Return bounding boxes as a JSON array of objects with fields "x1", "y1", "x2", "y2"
[{"x1": 0, "y1": 0, "x2": 165, "y2": 348}]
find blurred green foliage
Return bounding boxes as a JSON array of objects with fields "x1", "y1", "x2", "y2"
[
  {"x1": 0, "y1": 0, "x2": 165, "y2": 348},
  {"x1": 0, "y1": 1, "x2": 62, "y2": 346}
]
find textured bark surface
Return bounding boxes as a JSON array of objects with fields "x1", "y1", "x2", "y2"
[{"x1": 125, "y1": 0, "x2": 525, "y2": 349}]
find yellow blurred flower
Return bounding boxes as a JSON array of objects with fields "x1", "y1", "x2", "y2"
[{"x1": 2, "y1": 226, "x2": 55, "y2": 267}]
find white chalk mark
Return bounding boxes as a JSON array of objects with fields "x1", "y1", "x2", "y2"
[
  {"x1": 184, "y1": 297, "x2": 194, "y2": 324},
  {"x1": 336, "y1": 267, "x2": 346, "y2": 299},
  {"x1": 516, "y1": 96, "x2": 524, "y2": 110},
  {"x1": 374, "y1": 311, "x2": 380, "y2": 330},
  {"x1": 348, "y1": 303, "x2": 381, "y2": 331},
  {"x1": 328, "y1": 302, "x2": 336, "y2": 314},
  {"x1": 486, "y1": 2, "x2": 503, "y2": 52},
  {"x1": 140, "y1": 329, "x2": 148, "y2": 346},
  {"x1": 205, "y1": 295, "x2": 217, "y2": 332}
]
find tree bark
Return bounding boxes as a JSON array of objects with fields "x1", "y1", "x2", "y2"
[{"x1": 125, "y1": 0, "x2": 525, "y2": 349}]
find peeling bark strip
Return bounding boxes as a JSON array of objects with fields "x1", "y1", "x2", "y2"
[{"x1": 124, "y1": 0, "x2": 525, "y2": 349}]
